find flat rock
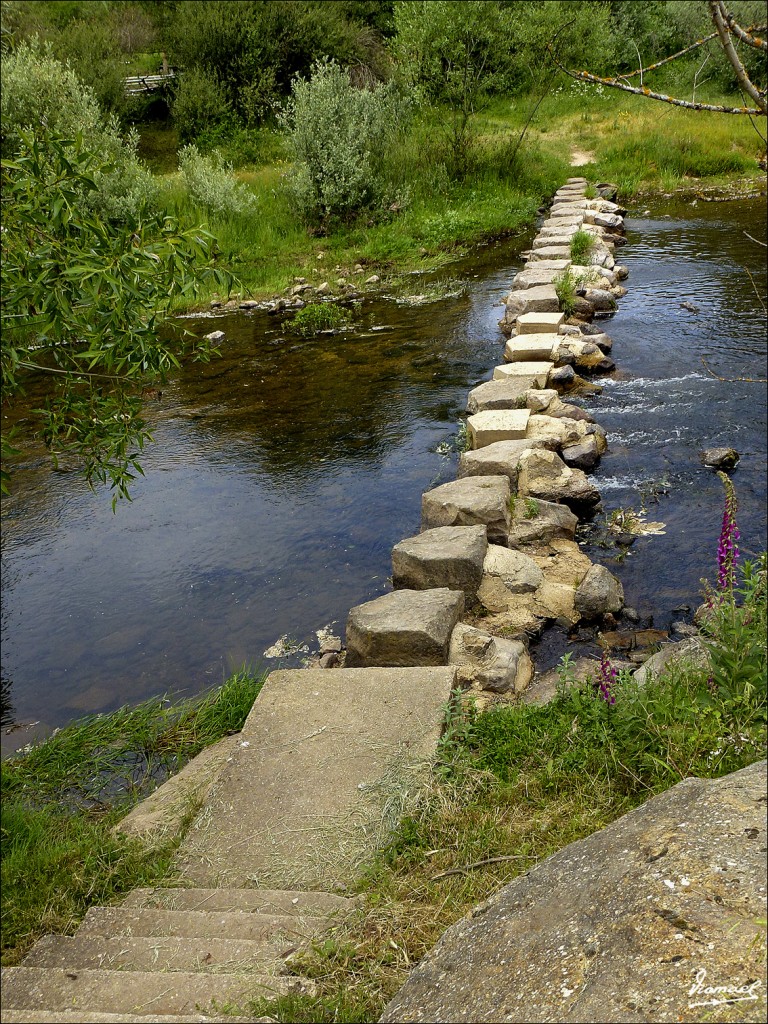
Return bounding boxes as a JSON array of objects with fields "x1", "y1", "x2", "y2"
[
  {"x1": 504, "y1": 334, "x2": 559, "y2": 363},
  {"x1": 346, "y1": 589, "x2": 464, "y2": 667},
  {"x1": 467, "y1": 409, "x2": 530, "y2": 448},
  {"x1": 466, "y1": 378, "x2": 535, "y2": 413},
  {"x1": 492, "y1": 362, "x2": 552, "y2": 385},
  {"x1": 175, "y1": 666, "x2": 456, "y2": 889},
  {"x1": 527, "y1": 245, "x2": 572, "y2": 261},
  {"x1": 503, "y1": 285, "x2": 560, "y2": 321},
  {"x1": 574, "y1": 563, "x2": 624, "y2": 618},
  {"x1": 523, "y1": 656, "x2": 601, "y2": 706},
  {"x1": 392, "y1": 526, "x2": 488, "y2": 598},
  {"x1": 421, "y1": 475, "x2": 511, "y2": 544},
  {"x1": 449, "y1": 624, "x2": 532, "y2": 694},
  {"x1": 511, "y1": 267, "x2": 568, "y2": 289},
  {"x1": 457, "y1": 438, "x2": 552, "y2": 486},
  {"x1": 380, "y1": 762, "x2": 768, "y2": 1024},
  {"x1": 515, "y1": 311, "x2": 565, "y2": 334}
]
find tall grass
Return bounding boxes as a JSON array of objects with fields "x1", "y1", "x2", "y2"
[{"x1": 1, "y1": 667, "x2": 265, "y2": 964}]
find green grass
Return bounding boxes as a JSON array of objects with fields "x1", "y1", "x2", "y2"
[
  {"x1": 570, "y1": 228, "x2": 596, "y2": 264},
  {"x1": 1, "y1": 667, "x2": 265, "y2": 965},
  {"x1": 244, "y1": 557, "x2": 765, "y2": 1023}
]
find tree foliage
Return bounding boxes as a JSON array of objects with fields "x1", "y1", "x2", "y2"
[{"x1": 1, "y1": 134, "x2": 233, "y2": 505}]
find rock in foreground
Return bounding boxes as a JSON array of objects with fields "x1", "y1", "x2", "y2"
[{"x1": 380, "y1": 760, "x2": 768, "y2": 1023}]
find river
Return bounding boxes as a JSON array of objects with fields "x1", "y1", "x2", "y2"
[{"x1": 1, "y1": 195, "x2": 766, "y2": 752}]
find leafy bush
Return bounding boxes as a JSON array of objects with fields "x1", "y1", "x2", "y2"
[
  {"x1": 179, "y1": 145, "x2": 258, "y2": 218},
  {"x1": 290, "y1": 303, "x2": 352, "y2": 336},
  {"x1": 279, "y1": 58, "x2": 408, "y2": 227},
  {"x1": 171, "y1": 67, "x2": 234, "y2": 144},
  {"x1": 0, "y1": 40, "x2": 157, "y2": 220}
]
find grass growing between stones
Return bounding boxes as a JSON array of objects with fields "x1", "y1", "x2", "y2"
[
  {"x1": 249, "y1": 557, "x2": 766, "y2": 1023},
  {"x1": 0, "y1": 667, "x2": 265, "y2": 965}
]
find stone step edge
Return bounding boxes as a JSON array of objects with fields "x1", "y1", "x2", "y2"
[
  {"x1": 77, "y1": 906, "x2": 328, "y2": 940},
  {"x1": 121, "y1": 886, "x2": 357, "y2": 915},
  {"x1": 0, "y1": 1012, "x2": 261, "y2": 1024}
]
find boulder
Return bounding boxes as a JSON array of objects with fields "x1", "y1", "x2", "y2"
[
  {"x1": 467, "y1": 409, "x2": 530, "y2": 448},
  {"x1": 581, "y1": 287, "x2": 617, "y2": 312},
  {"x1": 421, "y1": 475, "x2": 511, "y2": 544},
  {"x1": 392, "y1": 526, "x2": 488, "y2": 598},
  {"x1": 586, "y1": 211, "x2": 625, "y2": 230},
  {"x1": 523, "y1": 388, "x2": 559, "y2": 413},
  {"x1": 482, "y1": 544, "x2": 544, "y2": 596},
  {"x1": 700, "y1": 447, "x2": 739, "y2": 470},
  {"x1": 508, "y1": 497, "x2": 578, "y2": 548},
  {"x1": 457, "y1": 438, "x2": 552, "y2": 485},
  {"x1": 517, "y1": 448, "x2": 601, "y2": 512},
  {"x1": 379, "y1": 761, "x2": 768, "y2": 1024},
  {"x1": 345, "y1": 588, "x2": 464, "y2": 667},
  {"x1": 449, "y1": 624, "x2": 533, "y2": 694},
  {"x1": 561, "y1": 434, "x2": 602, "y2": 471},
  {"x1": 504, "y1": 334, "x2": 559, "y2": 363},
  {"x1": 547, "y1": 363, "x2": 576, "y2": 389},
  {"x1": 525, "y1": 414, "x2": 592, "y2": 449},
  {"x1": 633, "y1": 637, "x2": 710, "y2": 686},
  {"x1": 574, "y1": 563, "x2": 624, "y2": 618}
]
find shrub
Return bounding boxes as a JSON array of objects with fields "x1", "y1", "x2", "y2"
[
  {"x1": 570, "y1": 229, "x2": 596, "y2": 264},
  {"x1": 171, "y1": 67, "x2": 234, "y2": 145},
  {"x1": 179, "y1": 145, "x2": 258, "y2": 218},
  {"x1": 290, "y1": 303, "x2": 352, "y2": 336},
  {"x1": 553, "y1": 269, "x2": 578, "y2": 316},
  {"x1": 0, "y1": 40, "x2": 157, "y2": 220},
  {"x1": 279, "y1": 58, "x2": 408, "y2": 227}
]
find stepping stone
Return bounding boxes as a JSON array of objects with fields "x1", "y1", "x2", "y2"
[
  {"x1": 527, "y1": 246, "x2": 572, "y2": 260},
  {"x1": 504, "y1": 334, "x2": 560, "y2": 363},
  {"x1": 516, "y1": 311, "x2": 565, "y2": 334},
  {"x1": 449, "y1": 623, "x2": 533, "y2": 694},
  {"x1": 585, "y1": 211, "x2": 625, "y2": 230},
  {"x1": 421, "y1": 475, "x2": 511, "y2": 544},
  {"x1": 511, "y1": 266, "x2": 569, "y2": 289},
  {"x1": 466, "y1": 377, "x2": 537, "y2": 413},
  {"x1": 492, "y1": 362, "x2": 552, "y2": 386},
  {"x1": 346, "y1": 589, "x2": 464, "y2": 667},
  {"x1": 175, "y1": 666, "x2": 455, "y2": 889},
  {"x1": 549, "y1": 202, "x2": 586, "y2": 216},
  {"x1": 122, "y1": 887, "x2": 354, "y2": 916},
  {"x1": 392, "y1": 525, "x2": 487, "y2": 598},
  {"x1": 516, "y1": 448, "x2": 601, "y2": 512},
  {"x1": 503, "y1": 284, "x2": 559, "y2": 319},
  {"x1": 458, "y1": 438, "x2": 551, "y2": 486},
  {"x1": 467, "y1": 409, "x2": 530, "y2": 448}
]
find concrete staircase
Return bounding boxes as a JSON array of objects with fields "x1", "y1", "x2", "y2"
[{"x1": 1, "y1": 886, "x2": 356, "y2": 1022}]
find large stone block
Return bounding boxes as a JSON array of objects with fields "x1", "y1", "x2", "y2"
[
  {"x1": 504, "y1": 334, "x2": 560, "y2": 363},
  {"x1": 516, "y1": 311, "x2": 565, "y2": 334},
  {"x1": 511, "y1": 266, "x2": 569, "y2": 290},
  {"x1": 503, "y1": 285, "x2": 560, "y2": 320},
  {"x1": 466, "y1": 378, "x2": 535, "y2": 413},
  {"x1": 516, "y1": 448, "x2": 601, "y2": 512},
  {"x1": 457, "y1": 438, "x2": 551, "y2": 485},
  {"x1": 527, "y1": 246, "x2": 572, "y2": 260},
  {"x1": 421, "y1": 475, "x2": 511, "y2": 544},
  {"x1": 492, "y1": 362, "x2": 552, "y2": 386},
  {"x1": 392, "y1": 526, "x2": 487, "y2": 598},
  {"x1": 467, "y1": 409, "x2": 530, "y2": 448},
  {"x1": 345, "y1": 588, "x2": 464, "y2": 667},
  {"x1": 449, "y1": 624, "x2": 533, "y2": 694}
]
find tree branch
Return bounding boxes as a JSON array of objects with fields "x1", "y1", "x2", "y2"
[
  {"x1": 618, "y1": 32, "x2": 719, "y2": 79},
  {"x1": 724, "y1": 14, "x2": 768, "y2": 50},
  {"x1": 709, "y1": 1, "x2": 767, "y2": 112}
]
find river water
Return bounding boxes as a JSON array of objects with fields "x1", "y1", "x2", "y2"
[{"x1": 2, "y1": 196, "x2": 766, "y2": 750}]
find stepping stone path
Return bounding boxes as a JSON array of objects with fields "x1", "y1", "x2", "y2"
[{"x1": 2, "y1": 179, "x2": 631, "y2": 1022}]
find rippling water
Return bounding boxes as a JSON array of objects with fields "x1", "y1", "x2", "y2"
[{"x1": 2, "y1": 197, "x2": 766, "y2": 749}]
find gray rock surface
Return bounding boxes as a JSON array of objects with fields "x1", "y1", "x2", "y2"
[
  {"x1": 516, "y1": 448, "x2": 601, "y2": 511},
  {"x1": 633, "y1": 637, "x2": 710, "y2": 686},
  {"x1": 466, "y1": 378, "x2": 534, "y2": 413},
  {"x1": 700, "y1": 447, "x2": 740, "y2": 470},
  {"x1": 346, "y1": 589, "x2": 464, "y2": 667},
  {"x1": 421, "y1": 476, "x2": 511, "y2": 544},
  {"x1": 449, "y1": 624, "x2": 533, "y2": 694},
  {"x1": 508, "y1": 498, "x2": 578, "y2": 548},
  {"x1": 380, "y1": 760, "x2": 768, "y2": 1024},
  {"x1": 392, "y1": 526, "x2": 487, "y2": 598},
  {"x1": 574, "y1": 563, "x2": 624, "y2": 618}
]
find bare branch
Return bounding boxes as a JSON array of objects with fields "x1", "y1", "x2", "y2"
[
  {"x1": 618, "y1": 32, "x2": 719, "y2": 79},
  {"x1": 431, "y1": 854, "x2": 534, "y2": 881},
  {"x1": 724, "y1": 14, "x2": 768, "y2": 50},
  {"x1": 701, "y1": 356, "x2": 767, "y2": 382},
  {"x1": 553, "y1": 62, "x2": 764, "y2": 114},
  {"x1": 743, "y1": 231, "x2": 768, "y2": 247},
  {"x1": 710, "y1": 1, "x2": 767, "y2": 112}
]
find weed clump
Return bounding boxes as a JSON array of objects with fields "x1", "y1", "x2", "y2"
[
  {"x1": 553, "y1": 268, "x2": 578, "y2": 316},
  {"x1": 290, "y1": 303, "x2": 352, "y2": 336},
  {"x1": 569, "y1": 228, "x2": 596, "y2": 264}
]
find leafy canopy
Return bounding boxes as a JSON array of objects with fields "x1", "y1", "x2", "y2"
[{"x1": 1, "y1": 133, "x2": 233, "y2": 506}]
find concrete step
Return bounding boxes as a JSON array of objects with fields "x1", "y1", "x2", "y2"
[
  {"x1": 0, "y1": 1012, "x2": 261, "y2": 1023},
  {"x1": 77, "y1": 907, "x2": 326, "y2": 942},
  {"x1": 122, "y1": 886, "x2": 355, "y2": 917},
  {"x1": 174, "y1": 667, "x2": 454, "y2": 890},
  {"x1": 22, "y1": 932, "x2": 307, "y2": 974},
  {"x1": 0, "y1": 967, "x2": 313, "y2": 1016}
]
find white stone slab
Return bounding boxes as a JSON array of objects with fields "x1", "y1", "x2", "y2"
[
  {"x1": 515, "y1": 311, "x2": 565, "y2": 334},
  {"x1": 492, "y1": 362, "x2": 552, "y2": 386},
  {"x1": 467, "y1": 409, "x2": 531, "y2": 448},
  {"x1": 504, "y1": 334, "x2": 560, "y2": 363}
]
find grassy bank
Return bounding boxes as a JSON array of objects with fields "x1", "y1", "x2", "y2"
[
  {"x1": 142, "y1": 86, "x2": 764, "y2": 310},
  {"x1": 0, "y1": 668, "x2": 264, "y2": 966}
]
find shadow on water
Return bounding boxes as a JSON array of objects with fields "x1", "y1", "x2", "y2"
[{"x1": 1, "y1": 198, "x2": 766, "y2": 749}]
